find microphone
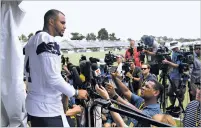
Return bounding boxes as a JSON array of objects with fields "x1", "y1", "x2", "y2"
[
  {"x1": 91, "y1": 63, "x2": 101, "y2": 77},
  {"x1": 85, "y1": 61, "x2": 93, "y2": 82},
  {"x1": 71, "y1": 67, "x2": 83, "y2": 89},
  {"x1": 80, "y1": 61, "x2": 93, "y2": 82}
]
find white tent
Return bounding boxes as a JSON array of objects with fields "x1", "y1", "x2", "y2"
[{"x1": 1, "y1": 1, "x2": 27, "y2": 127}]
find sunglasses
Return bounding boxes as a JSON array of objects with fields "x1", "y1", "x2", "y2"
[{"x1": 142, "y1": 68, "x2": 148, "y2": 70}]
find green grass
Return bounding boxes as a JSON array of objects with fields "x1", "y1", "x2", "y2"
[
  {"x1": 63, "y1": 50, "x2": 190, "y2": 127},
  {"x1": 63, "y1": 50, "x2": 125, "y2": 66}
]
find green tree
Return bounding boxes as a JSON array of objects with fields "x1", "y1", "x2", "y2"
[
  {"x1": 109, "y1": 33, "x2": 120, "y2": 41},
  {"x1": 86, "y1": 33, "x2": 96, "y2": 41},
  {"x1": 71, "y1": 32, "x2": 85, "y2": 40},
  {"x1": 97, "y1": 28, "x2": 108, "y2": 40}
]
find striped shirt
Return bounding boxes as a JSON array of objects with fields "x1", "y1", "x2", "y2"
[{"x1": 183, "y1": 100, "x2": 201, "y2": 127}]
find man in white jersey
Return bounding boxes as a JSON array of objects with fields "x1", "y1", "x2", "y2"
[{"x1": 24, "y1": 9, "x2": 88, "y2": 127}]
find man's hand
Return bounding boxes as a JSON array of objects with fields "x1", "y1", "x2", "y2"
[
  {"x1": 126, "y1": 72, "x2": 133, "y2": 79},
  {"x1": 142, "y1": 49, "x2": 148, "y2": 53},
  {"x1": 111, "y1": 72, "x2": 118, "y2": 77},
  {"x1": 95, "y1": 85, "x2": 110, "y2": 100},
  {"x1": 77, "y1": 89, "x2": 88, "y2": 100},
  {"x1": 162, "y1": 59, "x2": 169, "y2": 64},
  {"x1": 63, "y1": 65, "x2": 68, "y2": 71},
  {"x1": 66, "y1": 105, "x2": 82, "y2": 116},
  {"x1": 105, "y1": 83, "x2": 116, "y2": 98}
]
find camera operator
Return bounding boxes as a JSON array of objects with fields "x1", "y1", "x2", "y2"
[
  {"x1": 162, "y1": 42, "x2": 186, "y2": 106},
  {"x1": 140, "y1": 36, "x2": 160, "y2": 76},
  {"x1": 125, "y1": 60, "x2": 141, "y2": 95},
  {"x1": 189, "y1": 44, "x2": 201, "y2": 101},
  {"x1": 125, "y1": 40, "x2": 141, "y2": 67},
  {"x1": 141, "y1": 35, "x2": 159, "y2": 63}
]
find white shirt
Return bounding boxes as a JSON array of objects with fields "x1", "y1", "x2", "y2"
[{"x1": 24, "y1": 31, "x2": 75, "y2": 118}]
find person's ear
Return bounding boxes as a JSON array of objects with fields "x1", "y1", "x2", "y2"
[
  {"x1": 153, "y1": 90, "x2": 159, "y2": 97},
  {"x1": 49, "y1": 18, "x2": 55, "y2": 26}
]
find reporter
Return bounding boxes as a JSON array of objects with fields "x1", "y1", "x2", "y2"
[
  {"x1": 162, "y1": 41, "x2": 186, "y2": 106},
  {"x1": 125, "y1": 40, "x2": 141, "y2": 67},
  {"x1": 141, "y1": 35, "x2": 159, "y2": 75},
  {"x1": 141, "y1": 35, "x2": 159, "y2": 63},
  {"x1": 125, "y1": 60, "x2": 141, "y2": 94},
  {"x1": 96, "y1": 77, "x2": 163, "y2": 127},
  {"x1": 189, "y1": 44, "x2": 201, "y2": 101}
]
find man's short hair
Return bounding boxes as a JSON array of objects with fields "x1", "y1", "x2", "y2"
[
  {"x1": 149, "y1": 79, "x2": 164, "y2": 99},
  {"x1": 142, "y1": 63, "x2": 151, "y2": 69},
  {"x1": 44, "y1": 9, "x2": 65, "y2": 26}
]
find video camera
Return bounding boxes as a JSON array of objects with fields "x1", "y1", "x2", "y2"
[
  {"x1": 89, "y1": 57, "x2": 100, "y2": 63},
  {"x1": 137, "y1": 41, "x2": 153, "y2": 62},
  {"x1": 122, "y1": 61, "x2": 131, "y2": 82},
  {"x1": 104, "y1": 51, "x2": 116, "y2": 66},
  {"x1": 79, "y1": 55, "x2": 87, "y2": 62},
  {"x1": 155, "y1": 46, "x2": 171, "y2": 64},
  {"x1": 151, "y1": 45, "x2": 171, "y2": 75},
  {"x1": 177, "y1": 46, "x2": 194, "y2": 73}
]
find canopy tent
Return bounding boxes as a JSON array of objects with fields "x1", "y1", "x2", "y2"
[
  {"x1": 59, "y1": 40, "x2": 130, "y2": 50},
  {"x1": 1, "y1": 1, "x2": 27, "y2": 127}
]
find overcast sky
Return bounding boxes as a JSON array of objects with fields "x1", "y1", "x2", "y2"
[{"x1": 19, "y1": 1, "x2": 200, "y2": 41}]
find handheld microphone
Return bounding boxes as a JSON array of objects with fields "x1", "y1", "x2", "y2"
[{"x1": 91, "y1": 63, "x2": 101, "y2": 77}]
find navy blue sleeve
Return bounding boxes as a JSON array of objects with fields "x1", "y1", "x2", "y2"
[
  {"x1": 36, "y1": 42, "x2": 61, "y2": 55},
  {"x1": 130, "y1": 93, "x2": 144, "y2": 108}
]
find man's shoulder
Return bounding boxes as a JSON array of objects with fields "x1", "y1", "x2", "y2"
[{"x1": 147, "y1": 73, "x2": 157, "y2": 80}]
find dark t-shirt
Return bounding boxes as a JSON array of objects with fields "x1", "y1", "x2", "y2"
[
  {"x1": 140, "y1": 73, "x2": 157, "y2": 86},
  {"x1": 129, "y1": 66, "x2": 141, "y2": 88}
]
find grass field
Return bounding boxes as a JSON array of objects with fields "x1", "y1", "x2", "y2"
[
  {"x1": 63, "y1": 50, "x2": 190, "y2": 126},
  {"x1": 63, "y1": 50, "x2": 125, "y2": 66}
]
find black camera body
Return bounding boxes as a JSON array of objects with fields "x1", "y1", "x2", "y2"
[
  {"x1": 104, "y1": 51, "x2": 116, "y2": 66},
  {"x1": 155, "y1": 46, "x2": 171, "y2": 64},
  {"x1": 79, "y1": 55, "x2": 87, "y2": 62},
  {"x1": 176, "y1": 49, "x2": 194, "y2": 73},
  {"x1": 137, "y1": 42, "x2": 152, "y2": 62},
  {"x1": 122, "y1": 62, "x2": 131, "y2": 82},
  {"x1": 89, "y1": 57, "x2": 100, "y2": 63}
]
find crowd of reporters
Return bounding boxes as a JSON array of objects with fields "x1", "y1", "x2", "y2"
[{"x1": 56, "y1": 35, "x2": 201, "y2": 127}]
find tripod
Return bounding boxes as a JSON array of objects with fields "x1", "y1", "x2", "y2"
[
  {"x1": 158, "y1": 68, "x2": 169, "y2": 113},
  {"x1": 159, "y1": 65, "x2": 185, "y2": 113}
]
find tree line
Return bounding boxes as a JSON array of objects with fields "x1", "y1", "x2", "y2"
[{"x1": 19, "y1": 28, "x2": 200, "y2": 43}]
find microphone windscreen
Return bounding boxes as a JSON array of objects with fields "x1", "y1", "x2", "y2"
[
  {"x1": 72, "y1": 67, "x2": 83, "y2": 88},
  {"x1": 85, "y1": 61, "x2": 93, "y2": 82},
  {"x1": 91, "y1": 63, "x2": 98, "y2": 71}
]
